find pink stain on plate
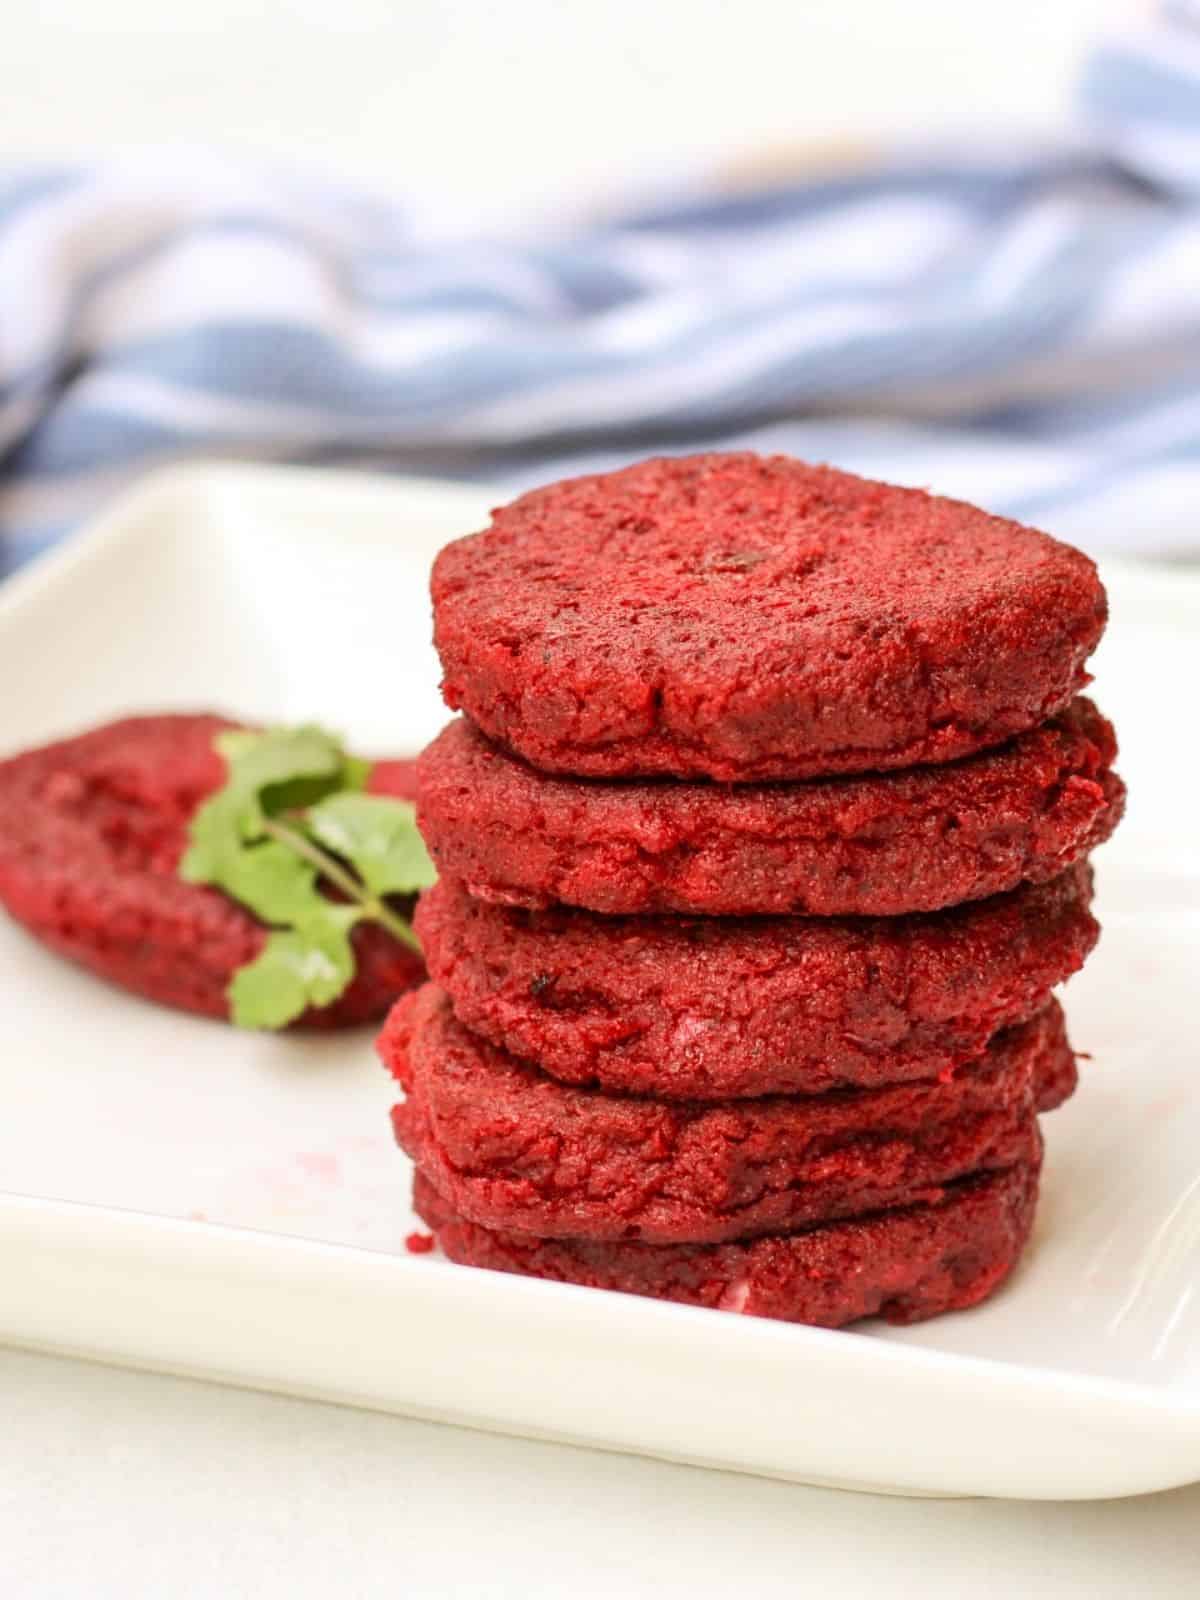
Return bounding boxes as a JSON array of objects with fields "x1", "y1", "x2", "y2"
[{"x1": 295, "y1": 1151, "x2": 342, "y2": 1184}]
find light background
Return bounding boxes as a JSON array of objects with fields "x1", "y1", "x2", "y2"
[
  {"x1": 6, "y1": 0, "x2": 1107, "y2": 218},
  {"x1": 6, "y1": 4, "x2": 1200, "y2": 1597}
]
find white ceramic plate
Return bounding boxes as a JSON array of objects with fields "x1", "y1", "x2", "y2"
[{"x1": 1, "y1": 464, "x2": 1198, "y2": 1501}]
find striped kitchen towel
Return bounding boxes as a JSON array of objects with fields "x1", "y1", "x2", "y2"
[{"x1": 3, "y1": 1, "x2": 1200, "y2": 576}]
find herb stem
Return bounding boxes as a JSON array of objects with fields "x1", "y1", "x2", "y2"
[{"x1": 261, "y1": 817, "x2": 422, "y2": 954}]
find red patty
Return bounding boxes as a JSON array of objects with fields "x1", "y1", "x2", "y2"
[
  {"x1": 432, "y1": 454, "x2": 1105, "y2": 781},
  {"x1": 414, "y1": 866, "x2": 1096, "y2": 1099},
  {"x1": 413, "y1": 1156, "x2": 1041, "y2": 1328},
  {"x1": 0, "y1": 714, "x2": 423, "y2": 1027},
  {"x1": 384, "y1": 983, "x2": 1067, "y2": 1245},
  {"x1": 417, "y1": 700, "x2": 1123, "y2": 918}
]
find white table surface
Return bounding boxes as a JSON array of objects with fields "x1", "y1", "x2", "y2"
[
  {"x1": 5, "y1": 1345, "x2": 1200, "y2": 1599},
  {"x1": 7, "y1": 3, "x2": 1198, "y2": 1592}
]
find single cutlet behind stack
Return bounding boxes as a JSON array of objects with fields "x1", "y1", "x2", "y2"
[{"x1": 380, "y1": 453, "x2": 1124, "y2": 1329}]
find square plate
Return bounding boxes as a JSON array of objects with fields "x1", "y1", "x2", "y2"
[{"x1": 1, "y1": 463, "x2": 1198, "y2": 1500}]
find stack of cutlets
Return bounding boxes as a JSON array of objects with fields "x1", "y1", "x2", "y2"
[{"x1": 380, "y1": 454, "x2": 1124, "y2": 1328}]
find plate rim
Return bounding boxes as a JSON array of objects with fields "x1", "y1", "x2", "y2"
[{"x1": 7, "y1": 1181, "x2": 1200, "y2": 1426}]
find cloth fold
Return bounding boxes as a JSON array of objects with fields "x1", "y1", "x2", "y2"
[{"x1": 4, "y1": 3, "x2": 1200, "y2": 575}]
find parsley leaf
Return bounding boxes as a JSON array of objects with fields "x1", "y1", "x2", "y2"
[
  {"x1": 308, "y1": 793, "x2": 437, "y2": 899},
  {"x1": 214, "y1": 837, "x2": 320, "y2": 927},
  {"x1": 229, "y1": 908, "x2": 361, "y2": 1030},
  {"x1": 180, "y1": 724, "x2": 346, "y2": 881},
  {"x1": 180, "y1": 723, "x2": 431, "y2": 1029},
  {"x1": 341, "y1": 754, "x2": 372, "y2": 793}
]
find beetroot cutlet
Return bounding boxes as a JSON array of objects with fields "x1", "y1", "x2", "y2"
[
  {"x1": 431, "y1": 453, "x2": 1106, "y2": 782},
  {"x1": 418, "y1": 699, "x2": 1123, "y2": 918},
  {"x1": 414, "y1": 866, "x2": 1097, "y2": 1099},
  {"x1": 413, "y1": 1155, "x2": 1041, "y2": 1328},
  {"x1": 384, "y1": 985, "x2": 1068, "y2": 1245},
  {"x1": 0, "y1": 714, "x2": 423, "y2": 1026}
]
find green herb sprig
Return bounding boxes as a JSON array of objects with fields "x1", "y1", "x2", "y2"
[{"x1": 180, "y1": 725, "x2": 435, "y2": 1029}]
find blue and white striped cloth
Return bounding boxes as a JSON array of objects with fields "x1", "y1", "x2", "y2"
[{"x1": 4, "y1": 3, "x2": 1200, "y2": 577}]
